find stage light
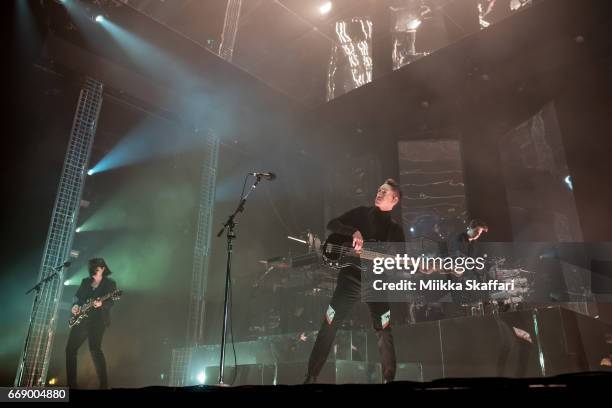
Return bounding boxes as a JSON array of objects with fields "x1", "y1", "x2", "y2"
[
  {"x1": 196, "y1": 371, "x2": 206, "y2": 384},
  {"x1": 87, "y1": 169, "x2": 94, "y2": 176},
  {"x1": 407, "y1": 18, "x2": 422, "y2": 30},
  {"x1": 564, "y1": 175, "x2": 573, "y2": 191},
  {"x1": 410, "y1": 227, "x2": 415, "y2": 234},
  {"x1": 48, "y1": 378, "x2": 57, "y2": 385},
  {"x1": 64, "y1": 280, "x2": 71, "y2": 286},
  {"x1": 95, "y1": 15, "x2": 104, "y2": 23},
  {"x1": 319, "y1": 2, "x2": 332, "y2": 15},
  {"x1": 75, "y1": 227, "x2": 82, "y2": 233}
]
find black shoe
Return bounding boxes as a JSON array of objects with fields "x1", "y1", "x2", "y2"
[{"x1": 303, "y1": 375, "x2": 317, "y2": 384}]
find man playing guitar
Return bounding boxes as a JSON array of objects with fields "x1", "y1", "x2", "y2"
[{"x1": 65, "y1": 258, "x2": 117, "y2": 389}]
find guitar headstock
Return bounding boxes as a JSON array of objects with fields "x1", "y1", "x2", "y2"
[{"x1": 111, "y1": 290, "x2": 123, "y2": 300}]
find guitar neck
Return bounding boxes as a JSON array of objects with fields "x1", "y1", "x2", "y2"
[
  {"x1": 83, "y1": 291, "x2": 115, "y2": 308},
  {"x1": 328, "y1": 243, "x2": 417, "y2": 265},
  {"x1": 359, "y1": 250, "x2": 390, "y2": 261},
  {"x1": 99, "y1": 292, "x2": 113, "y2": 302},
  {"x1": 332, "y1": 245, "x2": 391, "y2": 261}
]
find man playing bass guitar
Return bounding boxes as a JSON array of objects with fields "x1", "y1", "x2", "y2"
[{"x1": 304, "y1": 179, "x2": 405, "y2": 384}]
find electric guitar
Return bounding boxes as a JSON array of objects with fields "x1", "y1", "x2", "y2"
[{"x1": 69, "y1": 289, "x2": 123, "y2": 328}]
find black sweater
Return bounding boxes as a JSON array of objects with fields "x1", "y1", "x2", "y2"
[{"x1": 327, "y1": 206, "x2": 405, "y2": 243}]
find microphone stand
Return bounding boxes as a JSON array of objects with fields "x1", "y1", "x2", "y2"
[
  {"x1": 216, "y1": 175, "x2": 262, "y2": 386},
  {"x1": 16, "y1": 261, "x2": 71, "y2": 386}
]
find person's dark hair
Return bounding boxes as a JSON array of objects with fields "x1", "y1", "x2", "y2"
[
  {"x1": 88, "y1": 258, "x2": 112, "y2": 276},
  {"x1": 468, "y1": 219, "x2": 488, "y2": 232},
  {"x1": 384, "y1": 178, "x2": 402, "y2": 199}
]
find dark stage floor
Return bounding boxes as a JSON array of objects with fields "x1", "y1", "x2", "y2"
[{"x1": 65, "y1": 372, "x2": 612, "y2": 403}]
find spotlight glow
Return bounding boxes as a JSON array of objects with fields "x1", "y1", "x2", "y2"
[
  {"x1": 407, "y1": 19, "x2": 422, "y2": 30},
  {"x1": 95, "y1": 15, "x2": 104, "y2": 23},
  {"x1": 87, "y1": 169, "x2": 94, "y2": 176},
  {"x1": 409, "y1": 227, "x2": 415, "y2": 233},
  {"x1": 64, "y1": 280, "x2": 70, "y2": 286},
  {"x1": 196, "y1": 371, "x2": 206, "y2": 384},
  {"x1": 564, "y1": 175, "x2": 573, "y2": 191},
  {"x1": 75, "y1": 227, "x2": 82, "y2": 233},
  {"x1": 319, "y1": 2, "x2": 332, "y2": 15}
]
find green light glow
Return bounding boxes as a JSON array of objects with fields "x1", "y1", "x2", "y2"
[{"x1": 72, "y1": 174, "x2": 196, "y2": 292}]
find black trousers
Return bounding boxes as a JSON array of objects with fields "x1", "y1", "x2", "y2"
[
  {"x1": 65, "y1": 319, "x2": 108, "y2": 389},
  {"x1": 307, "y1": 268, "x2": 397, "y2": 382}
]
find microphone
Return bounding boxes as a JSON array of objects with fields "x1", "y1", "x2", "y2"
[{"x1": 249, "y1": 172, "x2": 276, "y2": 181}]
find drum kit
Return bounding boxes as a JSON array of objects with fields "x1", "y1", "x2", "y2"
[
  {"x1": 254, "y1": 231, "x2": 334, "y2": 294},
  {"x1": 248, "y1": 232, "x2": 335, "y2": 334}
]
